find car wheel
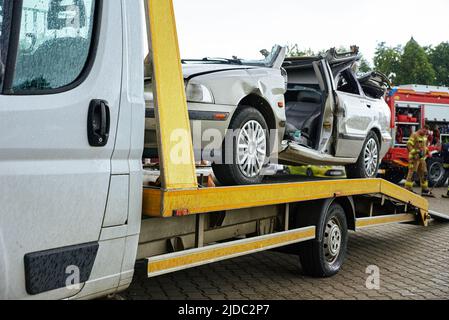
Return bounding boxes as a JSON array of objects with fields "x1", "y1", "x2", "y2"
[
  {"x1": 346, "y1": 132, "x2": 380, "y2": 179},
  {"x1": 297, "y1": 202, "x2": 348, "y2": 278},
  {"x1": 306, "y1": 168, "x2": 314, "y2": 178},
  {"x1": 212, "y1": 106, "x2": 269, "y2": 186}
]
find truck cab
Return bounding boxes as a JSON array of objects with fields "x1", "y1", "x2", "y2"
[{"x1": 0, "y1": 0, "x2": 145, "y2": 299}]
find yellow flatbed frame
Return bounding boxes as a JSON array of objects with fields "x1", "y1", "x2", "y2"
[{"x1": 143, "y1": 178, "x2": 428, "y2": 223}]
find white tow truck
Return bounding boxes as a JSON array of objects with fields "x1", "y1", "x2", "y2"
[{"x1": 0, "y1": 0, "x2": 440, "y2": 300}]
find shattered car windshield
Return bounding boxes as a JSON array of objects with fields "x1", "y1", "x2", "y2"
[
  {"x1": 239, "y1": 45, "x2": 283, "y2": 67},
  {"x1": 182, "y1": 45, "x2": 283, "y2": 68}
]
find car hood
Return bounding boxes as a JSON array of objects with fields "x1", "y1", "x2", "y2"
[{"x1": 181, "y1": 64, "x2": 255, "y2": 79}]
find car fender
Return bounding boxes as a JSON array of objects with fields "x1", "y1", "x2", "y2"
[{"x1": 192, "y1": 69, "x2": 285, "y2": 113}]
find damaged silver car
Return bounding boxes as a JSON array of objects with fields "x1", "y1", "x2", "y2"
[{"x1": 144, "y1": 46, "x2": 392, "y2": 186}]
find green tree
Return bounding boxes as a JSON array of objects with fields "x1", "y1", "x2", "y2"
[
  {"x1": 396, "y1": 38, "x2": 435, "y2": 85},
  {"x1": 429, "y1": 42, "x2": 449, "y2": 86},
  {"x1": 373, "y1": 42, "x2": 402, "y2": 84},
  {"x1": 358, "y1": 58, "x2": 372, "y2": 73},
  {"x1": 286, "y1": 44, "x2": 316, "y2": 57}
]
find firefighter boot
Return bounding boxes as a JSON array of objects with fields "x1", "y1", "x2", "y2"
[
  {"x1": 421, "y1": 174, "x2": 435, "y2": 198},
  {"x1": 442, "y1": 189, "x2": 449, "y2": 199},
  {"x1": 422, "y1": 189, "x2": 435, "y2": 198},
  {"x1": 404, "y1": 181, "x2": 414, "y2": 193}
]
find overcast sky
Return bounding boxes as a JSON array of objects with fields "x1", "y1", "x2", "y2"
[{"x1": 173, "y1": 0, "x2": 449, "y2": 64}]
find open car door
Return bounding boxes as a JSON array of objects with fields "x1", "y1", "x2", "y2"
[{"x1": 280, "y1": 59, "x2": 355, "y2": 165}]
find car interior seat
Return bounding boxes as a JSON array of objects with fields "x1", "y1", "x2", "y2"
[{"x1": 285, "y1": 88, "x2": 323, "y2": 147}]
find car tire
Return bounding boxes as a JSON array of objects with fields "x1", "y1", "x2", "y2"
[
  {"x1": 296, "y1": 202, "x2": 348, "y2": 278},
  {"x1": 212, "y1": 106, "x2": 269, "y2": 186},
  {"x1": 346, "y1": 132, "x2": 380, "y2": 179},
  {"x1": 306, "y1": 168, "x2": 314, "y2": 178}
]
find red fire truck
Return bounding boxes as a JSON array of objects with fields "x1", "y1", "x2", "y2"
[{"x1": 381, "y1": 85, "x2": 449, "y2": 187}]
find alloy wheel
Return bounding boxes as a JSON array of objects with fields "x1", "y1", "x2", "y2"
[
  {"x1": 364, "y1": 138, "x2": 379, "y2": 178},
  {"x1": 237, "y1": 120, "x2": 267, "y2": 178}
]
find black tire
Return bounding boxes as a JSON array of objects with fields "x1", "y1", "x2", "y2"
[
  {"x1": 384, "y1": 169, "x2": 406, "y2": 185},
  {"x1": 294, "y1": 202, "x2": 348, "y2": 278},
  {"x1": 426, "y1": 157, "x2": 447, "y2": 188},
  {"x1": 306, "y1": 168, "x2": 314, "y2": 178},
  {"x1": 346, "y1": 131, "x2": 380, "y2": 179},
  {"x1": 212, "y1": 107, "x2": 269, "y2": 186}
]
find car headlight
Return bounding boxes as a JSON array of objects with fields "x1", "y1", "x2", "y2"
[{"x1": 186, "y1": 83, "x2": 214, "y2": 104}]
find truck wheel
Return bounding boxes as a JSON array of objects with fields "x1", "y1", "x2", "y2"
[
  {"x1": 346, "y1": 132, "x2": 380, "y2": 179},
  {"x1": 213, "y1": 107, "x2": 269, "y2": 186},
  {"x1": 427, "y1": 157, "x2": 447, "y2": 188},
  {"x1": 298, "y1": 202, "x2": 348, "y2": 278},
  {"x1": 385, "y1": 169, "x2": 405, "y2": 185}
]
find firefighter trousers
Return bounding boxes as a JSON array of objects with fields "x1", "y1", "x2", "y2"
[{"x1": 405, "y1": 159, "x2": 429, "y2": 191}]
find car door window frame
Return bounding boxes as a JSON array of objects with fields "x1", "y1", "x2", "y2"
[
  {"x1": 1, "y1": 0, "x2": 103, "y2": 96},
  {"x1": 335, "y1": 68, "x2": 363, "y2": 97}
]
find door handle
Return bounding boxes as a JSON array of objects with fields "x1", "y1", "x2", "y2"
[
  {"x1": 366, "y1": 104, "x2": 372, "y2": 109},
  {"x1": 88, "y1": 99, "x2": 110, "y2": 147}
]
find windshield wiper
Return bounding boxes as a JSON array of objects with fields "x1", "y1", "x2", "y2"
[{"x1": 182, "y1": 57, "x2": 242, "y2": 65}]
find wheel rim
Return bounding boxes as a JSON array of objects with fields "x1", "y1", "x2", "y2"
[
  {"x1": 429, "y1": 162, "x2": 444, "y2": 183},
  {"x1": 237, "y1": 120, "x2": 267, "y2": 178},
  {"x1": 323, "y1": 217, "x2": 342, "y2": 264},
  {"x1": 364, "y1": 138, "x2": 379, "y2": 178}
]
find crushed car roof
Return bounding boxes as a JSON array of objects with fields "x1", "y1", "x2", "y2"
[{"x1": 283, "y1": 46, "x2": 362, "y2": 68}]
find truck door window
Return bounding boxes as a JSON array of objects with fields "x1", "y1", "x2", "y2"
[
  {"x1": 0, "y1": 0, "x2": 6, "y2": 91},
  {"x1": 0, "y1": 0, "x2": 4, "y2": 32},
  {"x1": 10, "y1": 0, "x2": 96, "y2": 93}
]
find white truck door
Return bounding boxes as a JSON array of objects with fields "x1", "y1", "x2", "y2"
[{"x1": 0, "y1": 0, "x2": 122, "y2": 299}]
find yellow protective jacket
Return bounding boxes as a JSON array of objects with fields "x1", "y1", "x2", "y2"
[{"x1": 407, "y1": 133, "x2": 429, "y2": 160}]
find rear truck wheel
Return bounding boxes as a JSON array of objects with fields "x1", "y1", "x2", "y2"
[
  {"x1": 346, "y1": 131, "x2": 380, "y2": 179},
  {"x1": 212, "y1": 106, "x2": 269, "y2": 186},
  {"x1": 293, "y1": 201, "x2": 349, "y2": 278},
  {"x1": 384, "y1": 168, "x2": 406, "y2": 185}
]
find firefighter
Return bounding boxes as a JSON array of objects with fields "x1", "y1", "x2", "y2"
[{"x1": 405, "y1": 125, "x2": 434, "y2": 197}]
